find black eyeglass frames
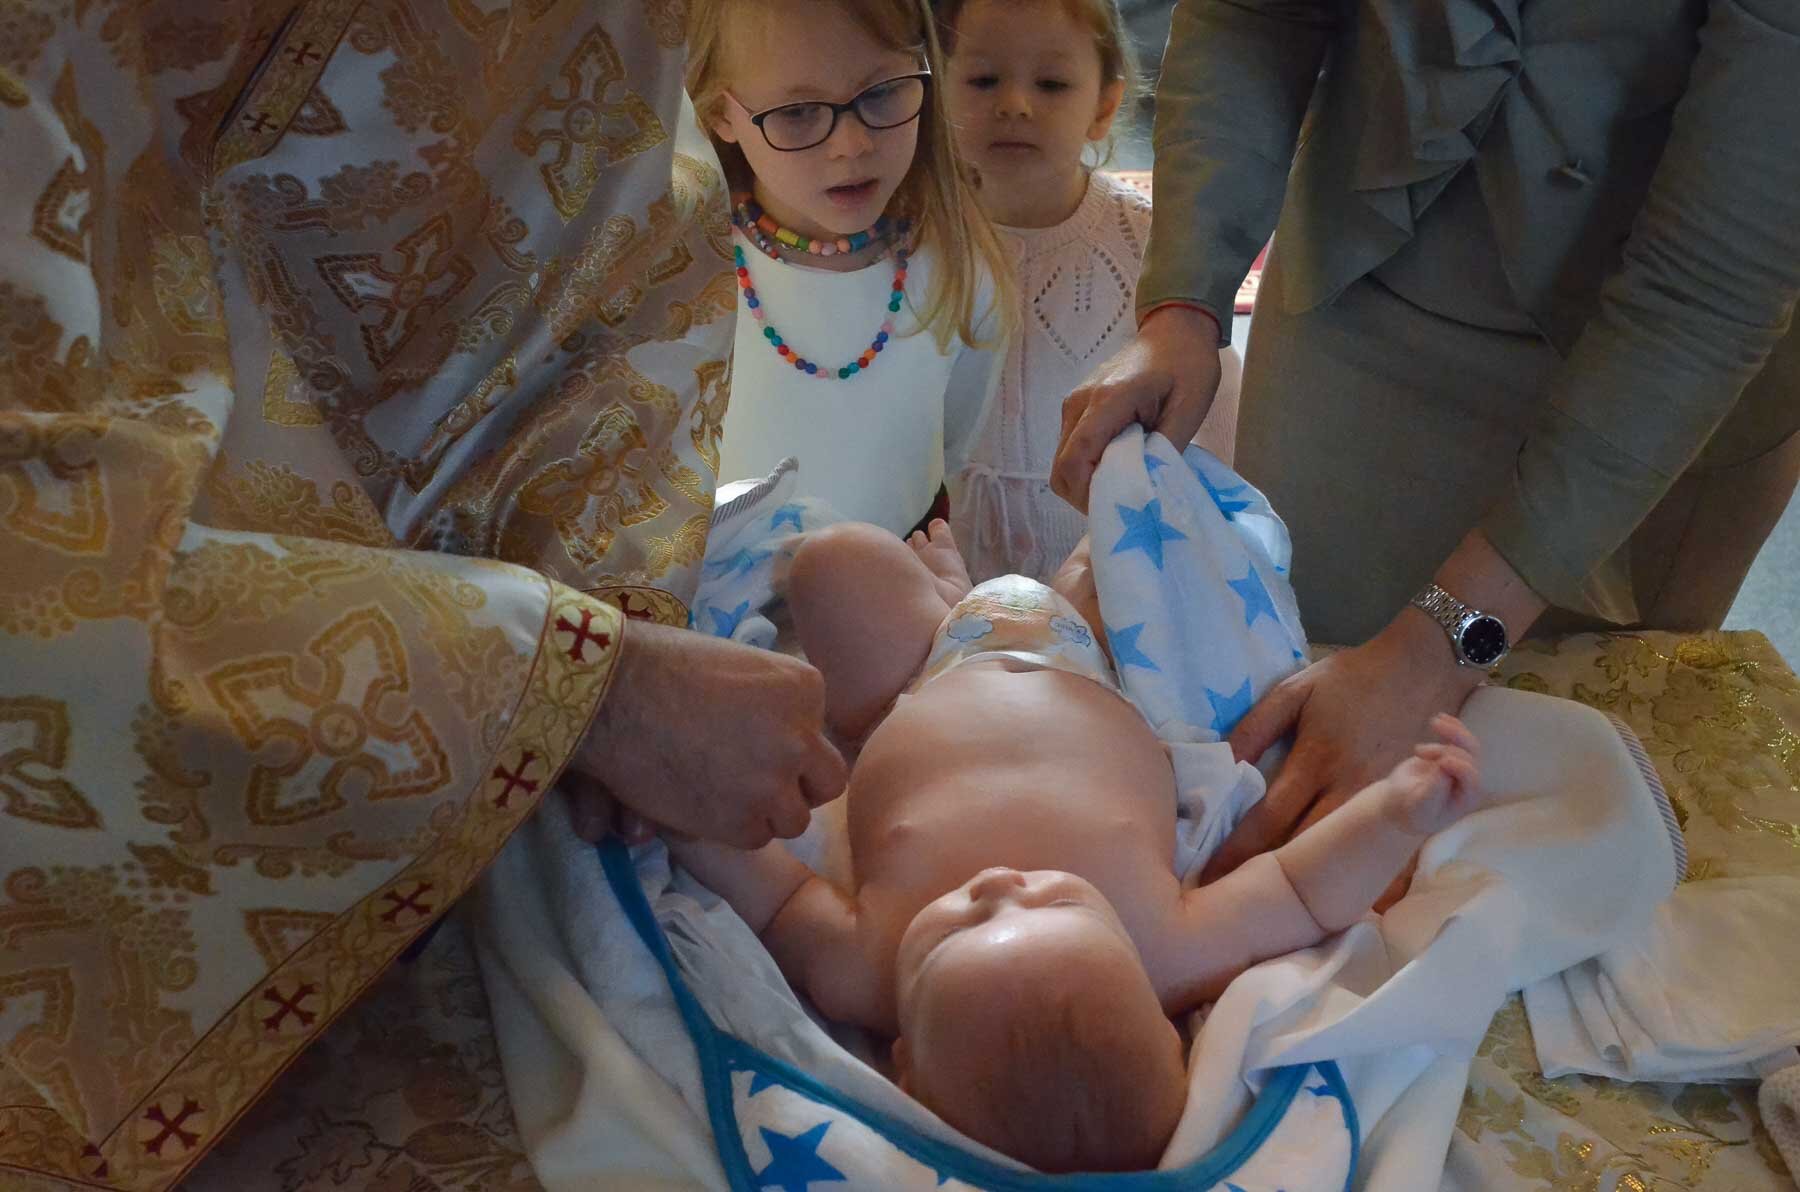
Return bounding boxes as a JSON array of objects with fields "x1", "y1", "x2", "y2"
[{"x1": 731, "y1": 71, "x2": 931, "y2": 152}]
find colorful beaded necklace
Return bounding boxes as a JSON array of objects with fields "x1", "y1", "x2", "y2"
[
  {"x1": 731, "y1": 196, "x2": 910, "y2": 382},
  {"x1": 732, "y1": 192, "x2": 890, "y2": 260}
]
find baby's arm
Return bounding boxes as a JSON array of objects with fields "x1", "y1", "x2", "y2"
[
  {"x1": 1159, "y1": 714, "x2": 1485, "y2": 1011},
  {"x1": 669, "y1": 838, "x2": 886, "y2": 1029}
]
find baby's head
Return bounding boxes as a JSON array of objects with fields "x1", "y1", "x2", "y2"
[
  {"x1": 937, "y1": 0, "x2": 1134, "y2": 223},
  {"x1": 893, "y1": 867, "x2": 1188, "y2": 1172}
]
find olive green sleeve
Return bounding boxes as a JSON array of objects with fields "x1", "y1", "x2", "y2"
[
  {"x1": 1136, "y1": 0, "x2": 1337, "y2": 343},
  {"x1": 1480, "y1": 0, "x2": 1800, "y2": 616}
]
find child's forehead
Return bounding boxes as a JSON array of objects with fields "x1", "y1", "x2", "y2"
[
  {"x1": 722, "y1": 7, "x2": 921, "y2": 100},
  {"x1": 950, "y1": 0, "x2": 1091, "y2": 45}
]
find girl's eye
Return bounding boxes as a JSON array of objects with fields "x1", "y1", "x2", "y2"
[
  {"x1": 964, "y1": 75, "x2": 998, "y2": 90},
  {"x1": 765, "y1": 103, "x2": 830, "y2": 140},
  {"x1": 1037, "y1": 79, "x2": 1070, "y2": 92}
]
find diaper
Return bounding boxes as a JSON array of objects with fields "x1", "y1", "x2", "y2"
[{"x1": 909, "y1": 575, "x2": 1119, "y2": 696}]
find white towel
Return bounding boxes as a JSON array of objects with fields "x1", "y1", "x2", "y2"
[
  {"x1": 1761, "y1": 1058, "x2": 1800, "y2": 1177},
  {"x1": 1523, "y1": 878, "x2": 1800, "y2": 1083}
]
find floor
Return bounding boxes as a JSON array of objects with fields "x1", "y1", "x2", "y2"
[{"x1": 1111, "y1": 2, "x2": 1799, "y2": 665}]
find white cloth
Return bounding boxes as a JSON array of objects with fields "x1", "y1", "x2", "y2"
[
  {"x1": 949, "y1": 171, "x2": 1235, "y2": 583},
  {"x1": 1522, "y1": 878, "x2": 1800, "y2": 1083},
  {"x1": 718, "y1": 233, "x2": 1000, "y2": 536},
  {"x1": 1760, "y1": 1057, "x2": 1800, "y2": 1177},
  {"x1": 1173, "y1": 685, "x2": 1682, "y2": 1190}
]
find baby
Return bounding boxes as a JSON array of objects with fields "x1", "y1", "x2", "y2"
[{"x1": 672, "y1": 519, "x2": 1488, "y2": 1173}]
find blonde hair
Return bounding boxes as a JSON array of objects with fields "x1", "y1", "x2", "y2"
[
  {"x1": 687, "y1": 0, "x2": 1014, "y2": 351},
  {"x1": 936, "y1": 0, "x2": 1140, "y2": 165}
]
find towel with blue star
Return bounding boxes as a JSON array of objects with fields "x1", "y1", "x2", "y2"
[
  {"x1": 592, "y1": 835, "x2": 1358, "y2": 1190},
  {"x1": 1087, "y1": 426, "x2": 1309, "y2": 874},
  {"x1": 690, "y1": 457, "x2": 843, "y2": 650}
]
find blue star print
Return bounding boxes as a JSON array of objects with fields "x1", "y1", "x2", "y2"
[
  {"x1": 708, "y1": 601, "x2": 751, "y2": 638},
  {"x1": 748, "y1": 1070, "x2": 780, "y2": 1097},
  {"x1": 1106, "y1": 623, "x2": 1159, "y2": 671},
  {"x1": 1144, "y1": 453, "x2": 1168, "y2": 475},
  {"x1": 755, "y1": 1122, "x2": 846, "y2": 1192},
  {"x1": 770, "y1": 504, "x2": 805, "y2": 532},
  {"x1": 704, "y1": 546, "x2": 772, "y2": 579},
  {"x1": 1228, "y1": 568, "x2": 1279, "y2": 628},
  {"x1": 1111, "y1": 500, "x2": 1188, "y2": 570},
  {"x1": 1206, "y1": 678, "x2": 1255, "y2": 736},
  {"x1": 1197, "y1": 469, "x2": 1253, "y2": 519}
]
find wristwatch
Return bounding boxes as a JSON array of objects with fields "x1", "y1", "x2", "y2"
[{"x1": 1410, "y1": 583, "x2": 1510, "y2": 668}]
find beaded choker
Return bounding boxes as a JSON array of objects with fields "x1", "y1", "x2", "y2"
[{"x1": 731, "y1": 192, "x2": 894, "y2": 261}]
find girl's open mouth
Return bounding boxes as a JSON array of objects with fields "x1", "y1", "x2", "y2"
[{"x1": 826, "y1": 178, "x2": 880, "y2": 207}]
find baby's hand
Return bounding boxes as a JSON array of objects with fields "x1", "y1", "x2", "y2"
[{"x1": 1382, "y1": 714, "x2": 1485, "y2": 837}]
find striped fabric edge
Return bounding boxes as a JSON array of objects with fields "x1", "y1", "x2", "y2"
[
  {"x1": 710, "y1": 457, "x2": 799, "y2": 530},
  {"x1": 1604, "y1": 712, "x2": 1688, "y2": 881}
]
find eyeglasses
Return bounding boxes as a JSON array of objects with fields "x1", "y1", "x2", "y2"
[{"x1": 728, "y1": 71, "x2": 931, "y2": 152}]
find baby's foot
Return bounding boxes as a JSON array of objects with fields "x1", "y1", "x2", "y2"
[
  {"x1": 909, "y1": 518, "x2": 973, "y2": 604},
  {"x1": 1382, "y1": 714, "x2": 1486, "y2": 837}
]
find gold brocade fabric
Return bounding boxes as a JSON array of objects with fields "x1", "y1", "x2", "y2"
[
  {"x1": 0, "y1": 1, "x2": 733, "y2": 1188},
  {"x1": 1454, "y1": 631, "x2": 1800, "y2": 1190},
  {"x1": 169, "y1": 632, "x2": 1799, "y2": 1192}
]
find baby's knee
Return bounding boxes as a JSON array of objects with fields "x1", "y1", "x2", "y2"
[{"x1": 789, "y1": 521, "x2": 906, "y2": 593}]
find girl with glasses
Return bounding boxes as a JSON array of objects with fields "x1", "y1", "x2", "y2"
[{"x1": 688, "y1": 0, "x2": 1014, "y2": 538}]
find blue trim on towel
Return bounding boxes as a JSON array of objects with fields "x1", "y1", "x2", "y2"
[
  {"x1": 1320, "y1": 1060, "x2": 1361, "y2": 1192},
  {"x1": 597, "y1": 839, "x2": 1359, "y2": 1190},
  {"x1": 598, "y1": 838, "x2": 762, "y2": 1188}
]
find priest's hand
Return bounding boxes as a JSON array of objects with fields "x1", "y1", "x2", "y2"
[{"x1": 570, "y1": 622, "x2": 847, "y2": 848}]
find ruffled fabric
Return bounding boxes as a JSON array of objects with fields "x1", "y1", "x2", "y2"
[{"x1": 1349, "y1": 0, "x2": 1523, "y2": 238}]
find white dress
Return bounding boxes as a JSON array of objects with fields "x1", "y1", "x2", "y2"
[
  {"x1": 950, "y1": 170, "x2": 1235, "y2": 582},
  {"x1": 718, "y1": 231, "x2": 1000, "y2": 536}
]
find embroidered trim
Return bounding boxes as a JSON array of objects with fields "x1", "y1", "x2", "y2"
[
  {"x1": 0, "y1": 585, "x2": 623, "y2": 1191},
  {"x1": 212, "y1": 0, "x2": 361, "y2": 177}
]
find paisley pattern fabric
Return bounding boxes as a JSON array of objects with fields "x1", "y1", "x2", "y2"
[{"x1": 0, "y1": 2, "x2": 732, "y2": 1187}]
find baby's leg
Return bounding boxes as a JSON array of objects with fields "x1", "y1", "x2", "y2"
[
  {"x1": 1048, "y1": 536, "x2": 1108, "y2": 661},
  {"x1": 788, "y1": 522, "x2": 959, "y2": 738}
]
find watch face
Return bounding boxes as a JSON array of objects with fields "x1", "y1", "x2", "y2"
[{"x1": 1460, "y1": 615, "x2": 1509, "y2": 667}]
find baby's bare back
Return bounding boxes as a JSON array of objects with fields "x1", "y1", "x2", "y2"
[{"x1": 845, "y1": 661, "x2": 1181, "y2": 943}]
